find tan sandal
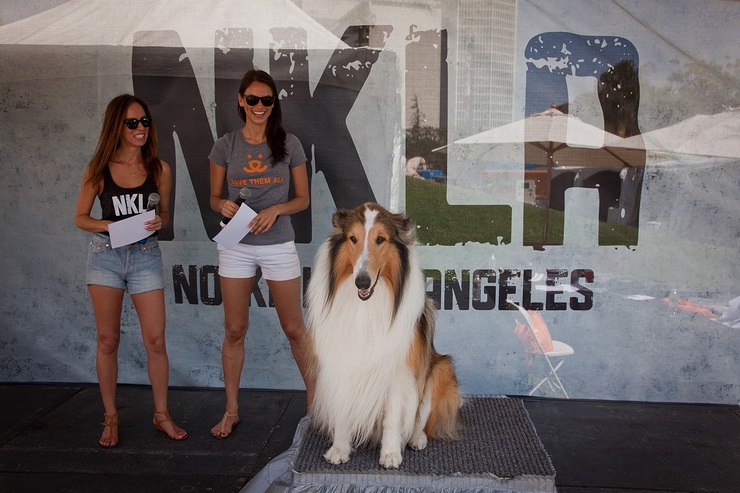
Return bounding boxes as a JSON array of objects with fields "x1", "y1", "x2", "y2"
[
  {"x1": 99, "y1": 412, "x2": 119, "y2": 448},
  {"x1": 211, "y1": 412, "x2": 240, "y2": 439},
  {"x1": 153, "y1": 409, "x2": 188, "y2": 441}
]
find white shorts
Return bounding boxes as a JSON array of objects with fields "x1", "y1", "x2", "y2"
[{"x1": 217, "y1": 241, "x2": 301, "y2": 281}]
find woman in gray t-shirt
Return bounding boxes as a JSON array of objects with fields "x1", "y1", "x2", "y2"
[{"x1": 208, "y1": 70, "x2": 315, "y2": 438}]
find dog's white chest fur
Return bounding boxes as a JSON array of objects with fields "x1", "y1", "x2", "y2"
[{"x1": 310, "y1": 278, "x2": 416, "y2": 440}]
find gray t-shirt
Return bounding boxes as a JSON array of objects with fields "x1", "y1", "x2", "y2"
[{"x1": 209, "y1": 130, "x2": 307, "y2": 246}]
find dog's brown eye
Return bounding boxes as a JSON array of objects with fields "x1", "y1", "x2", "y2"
[
  {"x1": 349, "y1": 235, "x2": 357, "y2": 244},
  {"x1": 376, "y1": 236, "x2": 385, "y2": 245}
]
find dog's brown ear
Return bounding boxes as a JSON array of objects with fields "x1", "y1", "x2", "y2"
[
  {"x1": 393, "y1": 212, "x2": 416, "y2": 244},
  {"x1": 332, "y1": 209, "x2": 350, "y2": 230}
]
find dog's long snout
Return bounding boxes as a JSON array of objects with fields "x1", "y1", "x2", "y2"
[
  {"x1": 355, "y1": 260, "x2": 377, "y2": 301},
  {"x1": 355, "y1": 271, "x2": 372, "y2": 290}
]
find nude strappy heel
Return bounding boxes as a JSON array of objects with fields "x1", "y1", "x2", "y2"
[{"x1": 212, "y1": 412, "x2": 240, "y2": 439}]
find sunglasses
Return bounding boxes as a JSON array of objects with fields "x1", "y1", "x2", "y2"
[
  {"x1": 123, "y1": 116, "x2": 152, "y2": 129},
  {"x1": 243, "y1": 94, "x2": 275, "y2": 107}
]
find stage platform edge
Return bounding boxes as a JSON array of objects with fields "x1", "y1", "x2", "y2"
[{"x1": 242, "y1": 396, "x2": 557, "y2": 493}]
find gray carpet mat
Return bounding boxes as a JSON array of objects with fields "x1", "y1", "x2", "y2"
[{"x1": 287, "y1": 396, "x2": 556, "y2": 493}]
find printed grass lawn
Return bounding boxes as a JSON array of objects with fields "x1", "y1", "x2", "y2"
[{"x1": 406, "y1": 177, "x2": 637, "y2": 247}]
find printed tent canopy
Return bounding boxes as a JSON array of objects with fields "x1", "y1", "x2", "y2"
[
  {"x1": 0, "y1": 0, "x2": 346, "y2": 49},
  {"x1": 622, "y1": 109, "x2": 740, "y2": 159}
]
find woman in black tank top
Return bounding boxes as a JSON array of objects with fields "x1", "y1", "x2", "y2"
[{"x1": 74, "y1": 94, "x2": 187, "y2": 447}]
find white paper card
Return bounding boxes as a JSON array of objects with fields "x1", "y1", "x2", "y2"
[
  {"x1": 213, "y1": 204, "x2": 257, "y2": 249},
  {"x1": 108, "y1": 210, "x2": 155, "y2": 248}
]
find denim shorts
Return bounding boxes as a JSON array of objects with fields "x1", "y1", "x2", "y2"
[
  {"x1": 86, "y1": 233, "x2": 164, "y2": 294},
  {"x1": 217, "y1": 241, "x2": 301, "y2": 281}
]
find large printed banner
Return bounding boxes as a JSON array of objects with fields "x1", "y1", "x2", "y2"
[{"x1": 0, "y1": 0, "x2": 738, "y2": 404}]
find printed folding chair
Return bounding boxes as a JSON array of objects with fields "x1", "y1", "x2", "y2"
[{"x1": 508, "y1": 300, "x2": 574, "y2": 398}]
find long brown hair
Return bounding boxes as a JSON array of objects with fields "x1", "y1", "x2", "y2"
[
  {"x1": 237, "y1": 70, "x2": 287, "y2": 165},
  {"x1": 85, "y1": 94, "x2": 161, "y2": 187}
]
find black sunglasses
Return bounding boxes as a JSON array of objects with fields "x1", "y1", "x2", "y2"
[
  {"x1": 243, "y1": 94, "x2": 275, "y2": 107},
  {"x1": 123, "y1": 116, "x2": 152, "y2": 129}
]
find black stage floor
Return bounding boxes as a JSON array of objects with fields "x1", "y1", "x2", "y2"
[{"x1": 0, "y1": 383, "x2": 738, "y2": 493}]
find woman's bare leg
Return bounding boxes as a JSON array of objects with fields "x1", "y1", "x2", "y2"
[
  {"x1": 212, "y1": 276, "x2": 254, "y2": 437},
  {"x1": 267, "y1": 278, "x2": 315, "y2": 411},
  {"x1": 88, "y1": 284, "x2": 124, "y2": 447}
]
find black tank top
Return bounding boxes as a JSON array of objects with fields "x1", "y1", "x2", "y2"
[{"x1": 99, "y1": 166, "x2": 159, "y2": 222}]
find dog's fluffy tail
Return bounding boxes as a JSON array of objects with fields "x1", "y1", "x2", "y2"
[{"x1": 424, "y1": 354, "x2": 461, "y2": 440}]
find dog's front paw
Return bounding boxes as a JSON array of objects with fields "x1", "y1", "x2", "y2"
[
  {"x1": 409, "y1": 431, "x2": 428, "y2": 450},
  {"x1": 379, "y1": 449, "x2": 403, "y2": 469},
  {"x1": 324, "y1": 444, "x2": 351, "y2": 465}
]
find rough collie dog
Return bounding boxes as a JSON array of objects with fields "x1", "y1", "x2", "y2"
[{"x1": 305, "y1": 202, "x2": 460, "y2": 469}]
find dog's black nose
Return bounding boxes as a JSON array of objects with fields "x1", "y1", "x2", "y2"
[{"x1": 355, "y1": 272, "x2": 372, "y2": 290}]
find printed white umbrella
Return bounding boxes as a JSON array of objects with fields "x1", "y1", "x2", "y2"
[
  {"x1": 453, "y1": 104, "x2": 645, "y2": 241},
  {"x1": 454, "y1": 104, "x2": 643, "y2": 168}
]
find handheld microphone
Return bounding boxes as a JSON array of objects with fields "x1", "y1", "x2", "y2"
[
  {"x1": 220, "y1": 187, "x2": 251, "y2": 227},
  {"x1": 146, "y1": 193, "x2": 160, "y2": 212}
]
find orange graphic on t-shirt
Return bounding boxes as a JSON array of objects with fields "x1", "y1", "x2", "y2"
[{"x1": 243, "y1": 153, "x2": 267, "y2": 173}]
